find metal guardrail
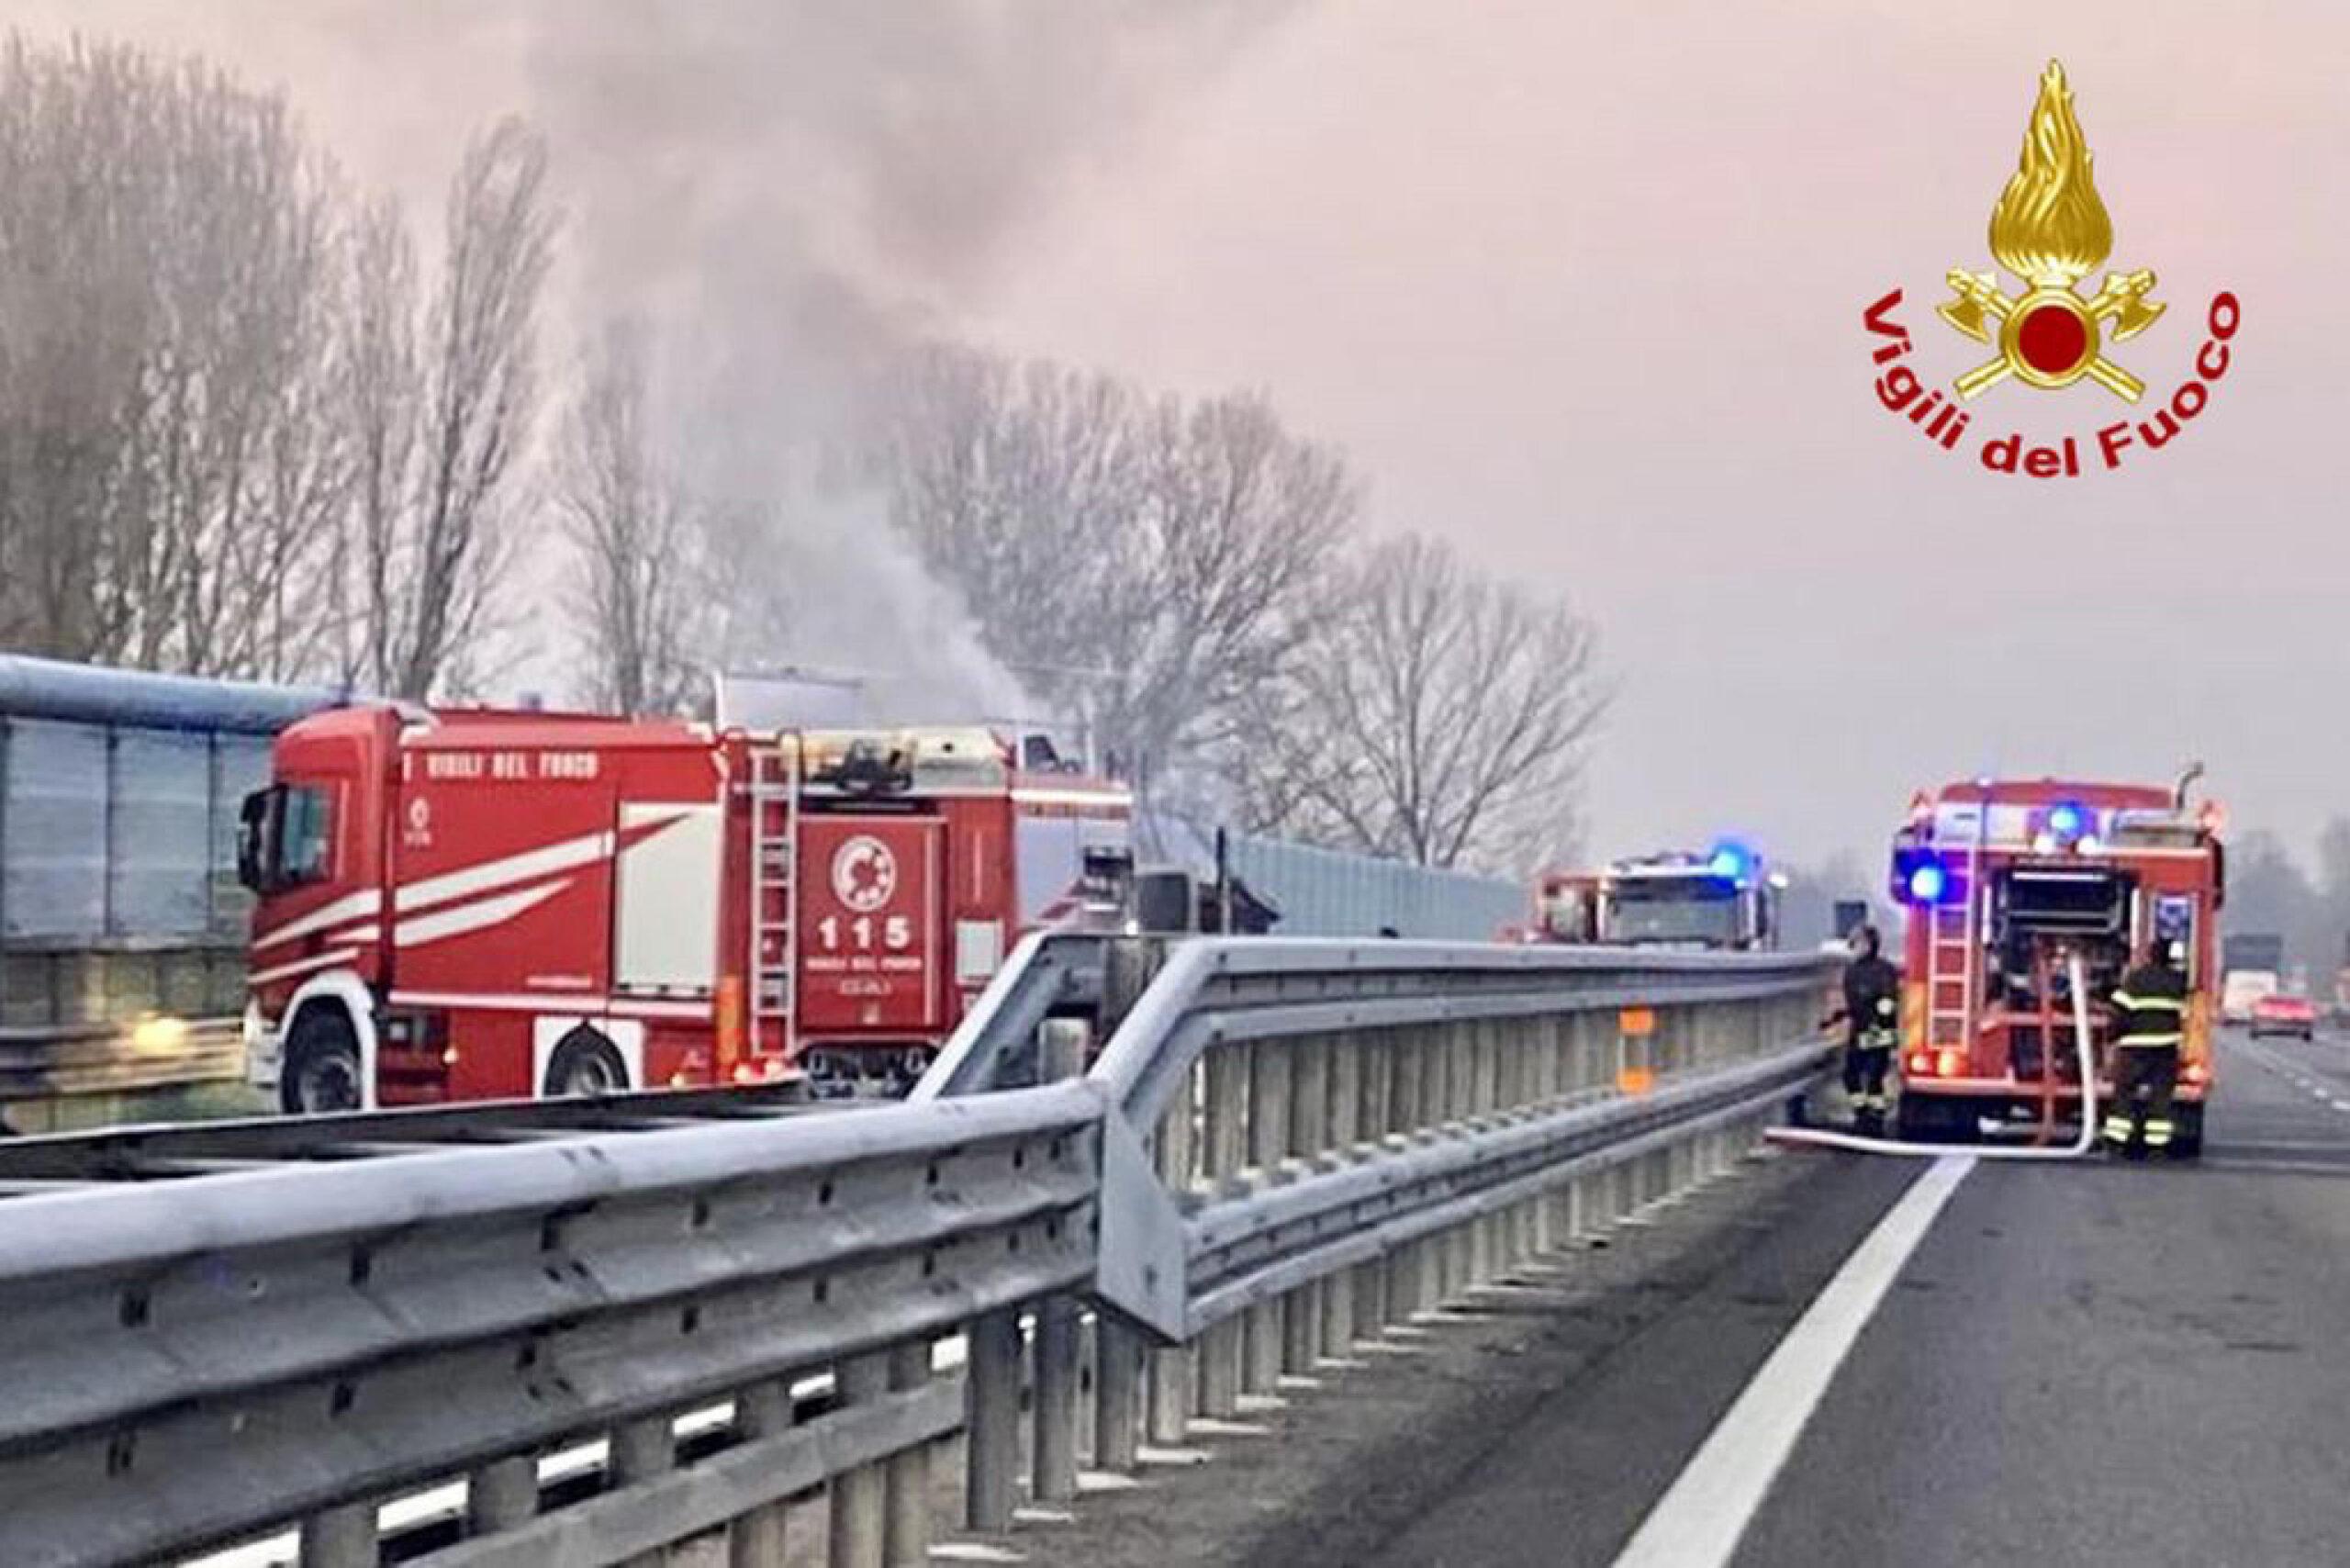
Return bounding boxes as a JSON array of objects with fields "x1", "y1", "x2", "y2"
[{"x1": 0, "y1": 935, "x2": 1835, "y2": 1567}]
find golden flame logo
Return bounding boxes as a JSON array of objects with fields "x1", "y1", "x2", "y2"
[
  {"x1": 1988, "y1": 62, "x2": 2112, "y2": 288},
  {"x1": 1937, "y1": 61, "x2": 2164, "y2": 401}
]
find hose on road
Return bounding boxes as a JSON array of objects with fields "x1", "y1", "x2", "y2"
[{"x1": 1767, "y1": 953, "x2": 2101, "y2": 1161}]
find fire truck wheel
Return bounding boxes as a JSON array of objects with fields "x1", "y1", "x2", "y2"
[
  {"x1": 543, "y1": 1027, "x2": 629, "y2": 1098},
  {"x1": 1896, "y1": 1095, "x2": 1975, "y2": 1143},
  {"x1": 283, "y1": 1010, "x2": 362, "y2": 1115}
]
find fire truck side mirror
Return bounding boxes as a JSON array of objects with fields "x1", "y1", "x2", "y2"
[{"x1": 235, "y1": 788, "x2": 274, "y2": 893}]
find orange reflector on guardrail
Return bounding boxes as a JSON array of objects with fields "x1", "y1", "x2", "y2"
[{"x1": 1618, "y1": 1006, "x2": 1657, "y2": 1038}]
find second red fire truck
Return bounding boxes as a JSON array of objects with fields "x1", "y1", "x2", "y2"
[
  {"x1": 1530, "y1": 844, "x2": 1781, "y2": 951},
  {"x1": 237, "y1": 704, "x2": 1132, "y2": 1112},
  {"x1": 1886, "y1": 776, "x2": 2221, "y2": 1154}
]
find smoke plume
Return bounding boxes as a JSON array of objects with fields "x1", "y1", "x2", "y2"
[{"x1": 506, "y1": 2, "x2": 1292, "y2": 716}]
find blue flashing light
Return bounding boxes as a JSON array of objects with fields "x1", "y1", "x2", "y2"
[
  {"x1": 1706, "y1": 841, "x2": 1753, "y2": 881},
  {"x1": 2048, "y1": 801, "x2": 2086, "y2": 839},
  {"x1": 1908, "y1": 862, "x2": 1947, "y2": 903}
]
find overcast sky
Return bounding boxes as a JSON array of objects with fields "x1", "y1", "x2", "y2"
[{"x1": 12, "y1": 1, "x2": 2344, "y2": 870}]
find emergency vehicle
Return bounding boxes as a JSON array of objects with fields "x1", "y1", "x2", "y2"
[
  {"x1": 1531, "y1": 844, "x2": 1780, "y2": 951},
  {"x1": 236, "y1": 705, "x2": 1132, "y2": 1112},
  {"x1": 1886, "y1": 777, "x2": 2221, "y2": 1153}
]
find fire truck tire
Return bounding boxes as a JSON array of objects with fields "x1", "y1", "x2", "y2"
[
  {"x1": 282, "y1": 1009, "x2": 363, "y2": 1115},
  {"x1": 543, "y1": 1027, "x2": 629, "y2": 1098},
  {"x1": 1896, "y1": 1094, "x2": 1975, "y2": 1143}
]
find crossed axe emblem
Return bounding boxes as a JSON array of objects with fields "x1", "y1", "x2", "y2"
[{"x1": 1937, "y1": 268, "x2": 2165, "y2": 402}]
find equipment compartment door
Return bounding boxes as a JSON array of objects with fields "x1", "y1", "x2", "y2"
[{"x1": 798, "y1": 815, "x2": 943, "y2": 1034}]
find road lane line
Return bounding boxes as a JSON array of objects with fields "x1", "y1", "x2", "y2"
[{"x1": 1609, "y1": 1154, "x2": 1975, "y2": 1568}]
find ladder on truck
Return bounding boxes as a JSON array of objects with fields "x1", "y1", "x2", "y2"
[
  {"x1": 1923, "y1": 798, "x2": 1991, "y2": 1053},
  {"x1": 747, "y1": 738, "x2": 800, "y2": 1066}
]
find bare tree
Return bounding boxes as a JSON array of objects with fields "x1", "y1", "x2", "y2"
[
  {"x1": 0, "y1": 37, "x2": 351, "y2": 676},
  {"x1": 1113, "y1": 391, "x2": 1352, "y2": 805},
  {"x1": 154, "y1": 91, "x2": 352, "y2": 681},
  {"x1": 1229, "y1": 532, "x2": 1604, "y2": 874},
  {"x1": 880, "y1": 349, "x2": 1351, "y2": 807},
  {"x1": 555, "y1": 321, "x2": 702, "y2": 713},
  {"x1": 0, "y1": 37, "x2": 162, "y2": 662},
  {"x1": 337, "y1": 194, "x2": 422, "y2": 690},
  {"x1": 878, "y1": 347, "x2": 1139, "y2": 689},
  {"x1": 386, "y1": 118, "x2": 557, "y2": 700}
]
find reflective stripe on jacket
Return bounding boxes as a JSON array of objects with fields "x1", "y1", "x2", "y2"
[{"x1": 2110, "y1": 962, "x2": 2188, "y2": 1048}]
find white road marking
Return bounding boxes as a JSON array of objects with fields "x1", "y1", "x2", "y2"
[
  {"x1": 1610, "y1": 1154, "x2": 1976, "y2": 1568},
  {"x1": 931, "y1": 1545, "x2": 1026, "y2": 1563}
]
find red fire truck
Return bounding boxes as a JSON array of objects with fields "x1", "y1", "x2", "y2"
[
  {"x1": 1528, "y1": 844, "x2": 1780, "y2": 950},
  {"x1": 1886, "y1": 776, "x2": 2221, "y2": 1154},
  {"x1": 236, "y1": 705, "x2": 1132, "y2": 1112}
]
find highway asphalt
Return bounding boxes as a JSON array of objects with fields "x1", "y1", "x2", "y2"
[
  {"x1": 1357, "y1": 1028, "x2": 2350, "y2": 1567},
  {"x1": 1002, "y1": 1030, "x2": 2350, "y2": 1566}
]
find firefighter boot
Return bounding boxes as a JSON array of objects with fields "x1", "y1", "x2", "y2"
[{"x1": 2101, "y1": 1111, "x2": 2135, "y2": 1157}]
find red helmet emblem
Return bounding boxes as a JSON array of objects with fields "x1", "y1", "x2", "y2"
[{"x1": 831, "y1": 835, "x2": 898, "y2": 913}]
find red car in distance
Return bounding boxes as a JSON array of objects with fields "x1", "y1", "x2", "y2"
[{"x1": 2250, "y1": 993, "x2": 2319, "y2": 1042}]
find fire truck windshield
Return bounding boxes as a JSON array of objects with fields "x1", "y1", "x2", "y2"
[
  {"x1": 1540, "y1": 886, "x2": 1592, "y2": 940},
  {"x1": 1998, "y1": 868, "x2": 2128, "y2": 935},
  {"x1": 1606, "y1": 879, "x2": 1740, "y2": 945}
]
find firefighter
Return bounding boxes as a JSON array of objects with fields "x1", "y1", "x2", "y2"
[
  {"x1": 2105, "y1": 935, "x2": 2189, "y2": 1156},
  {"x1": 1823, "y1": 924, "x2": 1902, "y2": 1135}
]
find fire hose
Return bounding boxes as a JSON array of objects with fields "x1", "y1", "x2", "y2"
[{"x1": 1767, "y1": 953, "x2": 2099, "y2": 1160}]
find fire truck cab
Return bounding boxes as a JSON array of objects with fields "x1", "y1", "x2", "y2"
[
  {"x1": 237, "y1": 704, "x2": 1131, "y2": 1113},
  {"x1": 1886, "y1": 778, "x2": 2221, "y2": 1153},
  {"x1": 1532, "y1": 844, "x2": 1779, "y2": 951}
]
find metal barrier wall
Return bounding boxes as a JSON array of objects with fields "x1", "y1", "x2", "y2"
[
  {"x1": 0, "y1": 656, "x2": 342, "y2": 1108},
  {"x1": 0, "y1": 933, "x2": 1833, "y2": 1568},
  {"x1": 1142, "y1": 816, "x2": 1528, "y2": 939}
]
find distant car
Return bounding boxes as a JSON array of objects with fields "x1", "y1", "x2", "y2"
[{"x1": 2250, "y1": 993, "x2": 2319, "y2": 1041}]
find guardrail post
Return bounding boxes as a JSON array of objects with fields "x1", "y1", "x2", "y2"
[
  {"x1": 1467, "y1": 1021, "x2": 1498, "y2": 1286},
  {"x1": 611, "y1": 1412, "x2": 676, "y2": 1568},
  {"x1": 1196, "y1": 1042, "x2": 1248, "y2": 1417},
  {"x1": 1322, "y1": 1032, "x2": 1360, "y2": 1357},
  {"x1": 299, "y1": 1503, "x2": 376, "y2": 1568},
  {"x1": 885, "y1": 1342, "x2": 932, "y2": 1566},
  {"x1": 965, "y1": 1311, "x2": 1022, "y2": 1531},
  {"x1": 1147, "y1": 1060, "x2": 1196, "y2": 1446},
  {"x1": 1400, "y1": 1029, "x2": 1438, "y2": 1316},
  {"x1": 1518, "y1": 1020, "x2": 1543, "y2": 1262},
  {"x1": 1444, "y1": 1022, "x2": 1475, "y2": 1298},
  {"x1": 1535, "y1": 1016, "x2": 1571, "y2": 1252},
  {"x1": 1352, "y1": 1031, "x2": 1393, "y2": 1335},
  {"x1": 467, "y1": 1453, "x2": 537, "y2": 1540},
  {"x1": 1031, "y1": 1018, "x2": 1088, "y2": 1502},
  {"x1": 1559, "y1": 1013, "x2": 1597, "y2": 1243},
  {"x1": 1096, "y1": 1316, "x2": 1142, "y2": 1472},
  {"x1": 830, "y1": 1353, "x2": 889, "y2": 1568},
  {"x1": 730, "y1": 1379, "x2": 794, "y2": 1567},
  {"x1": 1283, "y1": 1035, "x2": 1328, "y2": 1372},
  {"x1": 1034, "y1": 1296, "x2": 1080, "y2": 1502},
  {"x1": 1243, "y1": 1040, "x2": 1289, "y2": 1391}
]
